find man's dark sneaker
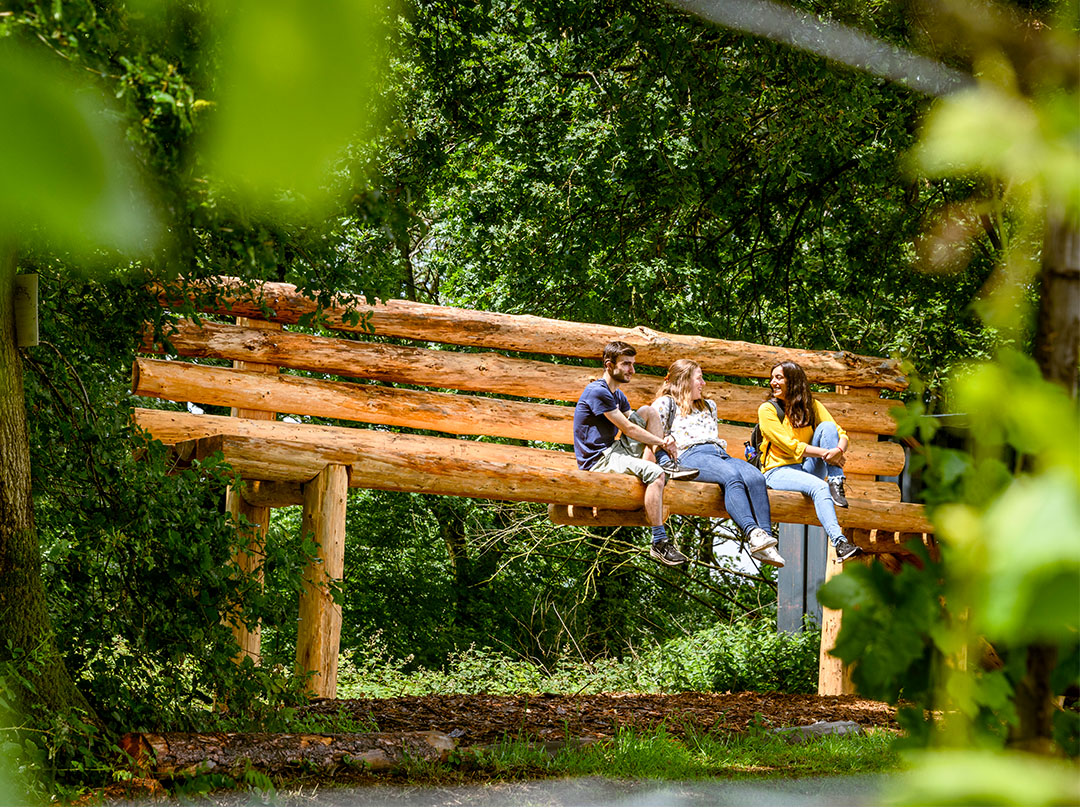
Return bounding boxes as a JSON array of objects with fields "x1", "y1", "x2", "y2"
[
  {"x1": 660, "y1": 461, "x2": 699, "y2": 482},
  {"x1": 833, "y1": 538, "x2": 861, "y2": 562},
  {"x1": 828, "y1": 476, "x2": 849, "y2": 508},
  {"x1": 650, "y1": 540, "x2": 689, "y2": 567}
]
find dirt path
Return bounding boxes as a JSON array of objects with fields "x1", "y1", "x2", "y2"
[{"x1": 297, "y1": 692, "x2": 898, "y2": 746}]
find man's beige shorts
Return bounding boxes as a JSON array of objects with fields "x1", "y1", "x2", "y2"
[{"x1": 588, "y1": 410, "x2": 664, "y2": 485}]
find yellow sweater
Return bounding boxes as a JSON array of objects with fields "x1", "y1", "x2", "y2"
[{"x1": 757, "y1": 399, "x2": 848, "y2": 473}]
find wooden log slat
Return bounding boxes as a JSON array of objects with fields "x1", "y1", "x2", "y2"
[
  {"x1": 134, "y1": 408, "x2": 900, "y2": 503},
  {"x1": 548, "y1": 505, "x2": 932, "y2": 551},
  {"x1": 155, "y1": 277, "x2": 908, "y2": 390},
  {"x1": 131, "y1": 360, "x2": 907, "y2": 477},
  {"x1": 142, "y1": 319, "x2": 901, "y2": 433},
  {"x1": 162, "y1": 427, "x2": 934, "y2": 534}
]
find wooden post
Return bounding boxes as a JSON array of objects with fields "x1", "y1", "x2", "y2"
[
  {"x1": 818, "y1": 385, "x2": 880, "y2": 696},
  {"x1": 226, "y1": 489, "x2": 270, "y2": 664},
  {"x1": 223, "y1": 318, "x2": 281, "y2": 662},
  {"x1": 295, "y1": 463, "x2": 348, "y2": 698}
]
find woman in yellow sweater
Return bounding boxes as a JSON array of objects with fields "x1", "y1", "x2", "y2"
[{"x1": 757, "y1": 361, "x2": 861, "y2": 561}]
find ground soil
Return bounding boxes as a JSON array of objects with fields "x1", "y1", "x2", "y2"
[
  {"x1": 88, "y1": 693, "x2": 901, "y2": 803},
  {"x1": 296, "y1": 692, "x2": 900, "y2": 746}
]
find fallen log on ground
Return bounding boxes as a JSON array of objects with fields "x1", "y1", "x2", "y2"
[{"x1": 119, "y1": 730, "x2": 456, "y2": 776}]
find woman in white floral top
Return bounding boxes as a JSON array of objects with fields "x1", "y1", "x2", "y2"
[{"x1": 652, "y1": 359, "x2": 785, "y2": 568}]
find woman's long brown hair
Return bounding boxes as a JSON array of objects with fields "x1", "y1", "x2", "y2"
[
  {"x1": 772, "y1": 361, "x2": 817, "y2": 429},
  {"x1": 655, "y1": 359, "x2": 709, "y2": 415}
]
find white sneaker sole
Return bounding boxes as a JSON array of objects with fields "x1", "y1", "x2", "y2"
[
  {"x1": 650, "y1": 547, "x2": 688, "y2": 567},
  {"x1": 752, "y1": 547, "x2": 786, "y2": 568}
]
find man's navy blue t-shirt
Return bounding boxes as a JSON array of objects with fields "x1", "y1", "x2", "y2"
[{"x1": 573, "y1": 379, "x2": 630, "y2": 469}]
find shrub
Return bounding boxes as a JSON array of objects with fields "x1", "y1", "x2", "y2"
[
  {"x1": 635, "y1": 618, "x2": 820, "y2": 694},
  {"x1": 336, "y1": 619, "x2": 820, "y2": 697}
]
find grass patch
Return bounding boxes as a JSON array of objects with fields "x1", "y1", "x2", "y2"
[{"x1": 427, "y1": 725, "x2": 903, "y2": 783}]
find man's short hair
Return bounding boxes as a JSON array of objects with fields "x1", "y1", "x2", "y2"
[{"x1": 603, "y1": 340, "x2": 637, "y2": 366}]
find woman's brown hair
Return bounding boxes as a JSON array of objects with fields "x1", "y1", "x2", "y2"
[
  {"x1": 771, "y1": 361, "x2": 817, "y2": 429},
  {"x1": 655, "y1": 359, "x2": 709, "y2": 416}
]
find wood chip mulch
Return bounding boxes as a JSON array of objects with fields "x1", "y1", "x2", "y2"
[{"x1": 297, "y1": 692, "x2": 898, "y2": 746}]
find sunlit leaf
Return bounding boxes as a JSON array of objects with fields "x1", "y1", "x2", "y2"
[
  {"x1": 974, "y1": 471, "x2": 1080, "y2": 643},
  {"x1": 0, "y1": 41, "x2": 159, "y2": 253},
  {"x1": 203, "y1": 0, "x2": 389, "y2": 207},
  {"x1": 890, "y1": 750, "x2": 1080, "y2": 806},
  {"x1": 913, "y1": 83, "x2": 1080, "y2": 217}
]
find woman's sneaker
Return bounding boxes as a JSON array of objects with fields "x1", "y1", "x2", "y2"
[
  {"x1": 833, "y1": 537, "x2": 861, "y2": 561},
  {"x1": 827, "y1": 477, "x2": 849, "y2": 508},
  {"x1": 747, "y1": 527, "x2": 777, "y2": 554},
  {"x1": 650, "y1": 540, "x2": 689, "y2": 567},
  {"x1": 660, "y1": 460, "x2": 699, "y2": 481},
  {"x1": 752, "y1": 544, "x2": 786, "y2": 568}
]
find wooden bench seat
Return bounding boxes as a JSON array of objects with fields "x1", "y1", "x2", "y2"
[
  {"x1": 133, "y1": 409, "x2": 930, "y2": 540},
  {"x1": 133, "y1": 276, "x2": 934, "y2": 698}
]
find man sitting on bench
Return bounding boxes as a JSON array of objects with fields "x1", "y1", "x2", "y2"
[{"x1": 572, "y1": 340, "x2": 698, "y2": 567}]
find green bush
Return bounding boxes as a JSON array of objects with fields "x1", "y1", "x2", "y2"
[
  {"x1": 336, "y1": 619, "x2": 820, "y2": 697},
  {"x1": 635, "y1": 619, "x2": 821, "y2": 694}
]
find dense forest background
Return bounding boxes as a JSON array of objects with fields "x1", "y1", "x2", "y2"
[{"x1": 3, "y1": 0, "x2": 1068, "y2": 748}]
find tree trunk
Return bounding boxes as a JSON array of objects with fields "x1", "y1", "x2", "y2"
[
  {"x1": 1033, "y1": 213, "x2": 1079, "y2": 396},
  {"x1": 1013, "y1": 211, "x2": 1079, "y2": 751},
  {"x1": 0, "y1": 247, "x2": 94, "y2": 719}
]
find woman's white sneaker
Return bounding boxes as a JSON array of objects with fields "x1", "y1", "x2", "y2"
[
  {"x1": 753, "y1": 545, "x2": 786, "y2": 568},
  {"x1": 747, "y1": 527, "x2": 777, "y2": 554}
]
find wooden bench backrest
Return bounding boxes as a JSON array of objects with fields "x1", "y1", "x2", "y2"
[
  {"x1": 132, "y1": 277, "x2": 936, "y2": 539},
  {"x1": 135, "y1": 278, "x2": 907, "y2": 479}
]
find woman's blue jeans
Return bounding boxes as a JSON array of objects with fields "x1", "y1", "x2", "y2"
[
  {"x1": 660, "y1": 444, "x2": 772, "y2": 536},
  {"x1": 763, "y1": 421, "x2": 846, "y2": 543}
]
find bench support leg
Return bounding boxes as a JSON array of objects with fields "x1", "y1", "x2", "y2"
[
  {"x1": 817, "y1": 543, "x2": 857, "y2": 695},
  {"x1": 296, "y1": 464, "x2": 348, "y2": 698},
  {"x1": 225, "y1": 317, "x2": 282, "y2": 666},
  {"x1": 226, "y1": 485, "x2": 269, "y2": 664},
  {"x1": 817, "y1": 384, "x2": 881, "y2": 696}
]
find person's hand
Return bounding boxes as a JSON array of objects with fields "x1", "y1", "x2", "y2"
[
  {"x1": 823, "y1": 446, "x2": 846, "y2": 467},
  {"x1": 661, "y1": 435, "x2": 678, "y2": 456}
]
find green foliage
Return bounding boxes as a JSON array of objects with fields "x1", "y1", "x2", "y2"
[
  {"x1": 203, "y1": 0, "x2": 389, "y2": 207},
  {"x1": 336, "y1": 620, "x2": 819, "y2": 697},
  {"x1": 0, "y1": 650, "x2": 110, "y2": 803},
  {"x1": 822, "y1": 353, "x2": 1080, "y2": 755},
  {"x1": 19, "y1": 271, "x2": 312, "y2": 731},
  {"x1": 0, "y1": 27, "x2": 158, "y2": 254},
  {"x1": 887, "y1": 750, "x2": 1080, "y2": 806},
  {"x1": 634, "y1": 619, "x2": 821, "y2": 694}
]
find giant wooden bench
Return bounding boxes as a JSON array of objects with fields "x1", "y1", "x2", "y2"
[{"x1": 133, "y1": 277, "x2": 934, "y2": 698}]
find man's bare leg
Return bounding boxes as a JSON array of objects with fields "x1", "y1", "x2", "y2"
[
  {"x1": 637, "y1": 404, "x2": 663, "y2": 464},
  {"x1": 644, "y1": 475, "x2": 665, "y2": 527}
]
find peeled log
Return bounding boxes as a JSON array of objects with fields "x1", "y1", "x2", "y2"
[
  {"x1": 119, "y1": 730, "x2": 454, "y2": 776},
  {"x1": 296, "y1": 465, "x2": 348, "y2": 698},
  {"x1": 134, "y1": 409, "x2": 901, "y2": 504},
  {"x1": 549, "y1": 506, "x2": 934, "y2": 553},
  {"x1": 143, "y1": 319, "x2": 900, "y2": 433},
  {"x1": 153, "y1": 277, "x2": 908, "y2": 390},
  {"x1": 158, "y1": 423, "x2": 934, "y2": 534},
  {"x1": 131, "y1": 359, "x2": 906, "y2": 477}
]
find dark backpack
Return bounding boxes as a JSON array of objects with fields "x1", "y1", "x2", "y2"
[{"x1": 744, "y1": 400, "x2": 784, "y2": 469}]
